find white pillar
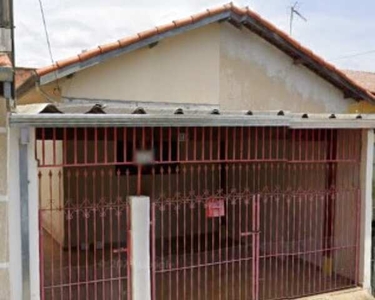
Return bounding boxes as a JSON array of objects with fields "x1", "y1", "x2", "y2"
[
  {"x1": 27, "y1": 128, "x2": 40, "y2": 300},
  {"x1": 360, "y1": 129, "x2": 373, "y2": 291},
  {"x1": 129, "y1": 196, "x2": 151, "y2": 300},
  {"x1": 8, "y1": 127, "x2": 22, "y2": 300}
]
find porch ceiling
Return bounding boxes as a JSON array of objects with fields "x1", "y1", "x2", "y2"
[{"x1": 9, "y1": 102, "x2": 375, "y2": 129}]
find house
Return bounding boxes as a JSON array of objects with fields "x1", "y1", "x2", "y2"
[
  {"x1": 2, "y1": 3, "x2": 375, "y2": 300},
  {"x1": 343, "y1": 70, "x2": 375, "y2": 113}
]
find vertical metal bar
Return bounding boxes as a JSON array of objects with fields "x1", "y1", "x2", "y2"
[
  {"x1": 63, "y1": 128, "x2": 67, "y2": 166},
  {"x1": 84, "y1": 169, "x2": 89, "y2": 298},
  {"x1": 84, "y1": 128, "x2": 88, "y2": 165},
  {"x1": 123, "y1": 127, "x2": 127, "y2": 163},
  {"x1": 189, "y1": 165, "x2": 194, "y2": 299},
  {"x1": 175, "y1": 166, "x2": 180, "y2": 300},
  {"x1": 67, "y1": 170, "x2": 72, "y2": 299},
  {"x1": 109, "y1": 169, "x2": 114, "y2": 299},
  {"x1": 185, "y1": 127, "x2": 189, "y2": 162},
  {"x1": 94, "y1": 127, "x2": 98, "y2": 164},
  {"x1": 209, "y1": 127, "x2": 213, "y2": 161},
  {"x1": 52, "y1": 128, "x2": 56, "y2": 166},
  {"x1": 247, "y1": 127, "x2": 251, "y2": 160},
  {"x1": 41, "y1": 127, "x2": 45, "y2": 166},
  {"x1": 217, "y1": 127, "x2": 221, "y2": 161},
  {"x1": 160, "y1": 128, "x2": 163, "y2": 162},
  {"x1": 183, "y1": 165, "x2": 187, "y2": 299},
  {"x1": 113, "y1": 127, "x2": 117, "y2": 163},
  {"x1": 39, "y1": 209, "x2": 45, "y2": 300},
  {"x1": 194, "y1": 127, "x2": 197, "y2": 161},
  {"x1": 58, "y1": 171, "x2": 63, "y2": 300},
  {"x1": 92, "y1": 170, "x2": 98, "y2": 300},
  {"x1": 225, "y1": 128, "x2": 228, "y2": 161},
  {"x1": 168, "y1": 166, "x2": 172, "y2": 300},
  {"x1": 74, "y1": 127, "x2": 77, "y2": 165},
  {"x1": 232, "y1": 127, "x2": 236, "y2": 160},
  {"x1": 197, "y1": 165, "x2": 201, "y2": 300},
  {"x1": 116, "y1": 169, "x2": 121, "y2": 300},
  {"x1": 177, "y1": 127, "x2": 180, "y2": 162},
  {"x1": 255, "y1": 194, "x2": 260, "y2": 300},
  {"x1": 104, "y1": 127, "x2": 108, "y2": 164},
  {"x1": 75, "y1": 169, "x2": 81, "y2": 299},
  {"x1": 100, "y1": 169, "x2": 105, "y2": 299},
  {"x1": 49, "y1": 170, "x2": 55, "y2": 300},
  {"x1": 202, "y1": 127, "x2": 205, "y2": 161}
]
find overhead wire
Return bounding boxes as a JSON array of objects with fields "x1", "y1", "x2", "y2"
[
  {"x1": 37, "y1": 0, "x2": 60, "y2": 97},
  {"x1": 330, "y1": 49, "x2": 375, "y2": 61}
]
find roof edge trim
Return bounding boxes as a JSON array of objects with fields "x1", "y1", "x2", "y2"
[{"x1": 9, "y1": 113, "x2": 375, "y2": 129}]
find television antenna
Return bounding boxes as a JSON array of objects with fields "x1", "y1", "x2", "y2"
[{"x1": 289, "y1": 1, "x2": 307, "y2": 36}]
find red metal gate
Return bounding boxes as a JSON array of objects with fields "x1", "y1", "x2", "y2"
[
  {"x1": 36, "y1": 126, "x2": 362, "y2": 300},
  {"x1": 37, "y1": 128, "x2": 135, "y2": 300},
  {"x1": 147, "y1": 127, "x2": 361, "y2": 300},
  {"x1": 151, "y1": 179, "x2": 261, "y2": 300}
]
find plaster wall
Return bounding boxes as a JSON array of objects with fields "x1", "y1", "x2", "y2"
[
  {"x1": 61, "y1": 24, "x2": 220, "y2": 105},
  {"x1": 20, "y1": 22, "x2": 359, "y2": 115},
  {"x1": 218, "y1": 23, "x2": 355, "y2": 113}
]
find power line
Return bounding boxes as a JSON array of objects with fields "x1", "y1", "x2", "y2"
[
  {"x1": 37, "y1": 0, "x2": 60, "y2": 94},
  {"x1": 330, "y1": 49, "x2": 375, "y2": 61}
]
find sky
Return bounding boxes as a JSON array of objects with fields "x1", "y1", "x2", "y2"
[{"x1": 13, "y1": 0, "x2": 375, "y2": 72}]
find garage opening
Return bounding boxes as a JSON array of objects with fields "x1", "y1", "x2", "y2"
[{"x1": 36, "y1": 126, "x2": 361, "y2": 300}]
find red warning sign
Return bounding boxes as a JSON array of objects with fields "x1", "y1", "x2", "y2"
[{"x1": 206, "y1": 199, "x2": 225, "y2": 218}]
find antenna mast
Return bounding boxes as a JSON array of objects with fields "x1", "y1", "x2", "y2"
[{"x1": 289, "y1": 1, "x2": 307, "y2": 36}]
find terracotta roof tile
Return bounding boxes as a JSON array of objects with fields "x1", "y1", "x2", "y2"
[
  {"x1": 78, "y1": 48, "x2": 101, "y2": 62},
  {"x1": 99, "y1": 41, "x2": 121, "y2": 54},
  {"x1": 32, "y1": 3, "x2": 375, "y2": 102},
  {"x1": 57, "y1": 56, "x2": 80, "y2": 69},
  {"x1": 36, "y1": 64, "x2": 58, "y2": 76},
  {"x1": 343, "y1": 70, "x2": 375, "y2": 94},
  {"x1": 231, "y1": 5, "x2": 247, "y2": 15},
  {"x1": 155, "y1": 22, "x2": 176, "y2": 34},
  {"x1": 15, "y1": 68, "x2": 35, "y2": 88},
  {"x1": 173, "y1": 16, "x2": 193, "y2": 28},
  {"x1": 191, "y1": 10, "x2": 210, "y2": 22},
  {"x1": 118, "y1": 34, "x2": 140, "y2": 47},
  {"x1": 0, "y1": 54, "x2": 12, "y2": 68},
  {"x1": 206, "y1": 5, "x2": 228, "y2": 16},
  {"x1": 138, "y1": 28, "x2": 158, "y2": 40}
]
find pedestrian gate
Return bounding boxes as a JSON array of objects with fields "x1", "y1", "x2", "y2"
[{"x1": 37, "y1": 127, "x2": 362, "y2": 300}]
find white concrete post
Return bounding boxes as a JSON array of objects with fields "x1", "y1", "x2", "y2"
[
  {"x1": 28, "y1": 128, "x2": 40, "y2": 300},
  {"x1": 359, "y1": 129, "x2": 373, "y2": 291},
  {"x1": 129, "y1": 196, "x2": 151, "y2": 300}
]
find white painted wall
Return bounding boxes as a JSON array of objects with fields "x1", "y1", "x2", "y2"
[
  {"x1": 55, "y1": 22, "x2": 357, "y2": 114},
  {"x1": 61, "y1": 24, "x2": 220, "y2": 105},
  {"x1": 219, "y1": 23, "x2": 355, "y2": 113}
]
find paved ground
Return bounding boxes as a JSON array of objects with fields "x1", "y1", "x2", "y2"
[{"x1": 298, "y1": 288, "x2": 374, "y2": 300}]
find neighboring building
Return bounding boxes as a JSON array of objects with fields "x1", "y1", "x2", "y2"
[
  {"x1": 4, "y1": 3, "x2": 375, "y2": 300},
  {"x1": 343, "y1": 70, "x2": 375, "y2": 113}
]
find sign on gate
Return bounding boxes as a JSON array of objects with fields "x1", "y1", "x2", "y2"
[{"x1": 206, "y1": 198, "x2": 225, "y2": 218}]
